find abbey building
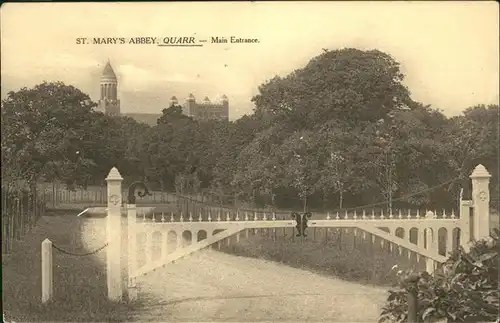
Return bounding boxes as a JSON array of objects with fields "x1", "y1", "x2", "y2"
[{"x1": 95, "y1": 60, "x2": 229, "y2": 125}]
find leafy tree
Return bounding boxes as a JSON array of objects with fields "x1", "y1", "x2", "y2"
[
  {"x1": 374, "y1": 104, "x2": 456, "y2": 209},
  {"x1": 175, "y1": 172, "x2": 201, "y2": 195},
  {"x1": 157, "y1": 104, "x2": 192, "y2": 125},
  {"x1": 0, "y1": 82, "x2": 111, "y2": 188},
  {"x1": 445, "y1": 105, "x2": 499, "y2": 206},
  {"x1": 231, "y1": 124, "x2": 289, "y2": 203},
  {"x1": 252, "y1": 48, "x2": 413, "y2": 130},
  {"x1": 131, "y1": 48, "x2": 496, "y2": 214},
  {"x1": 107, "y1": 116, "x2": 150, "y2": 183},
  {"x1": 143, "y1": 105, "x2": 200, "y2": 190},
  {"x1": 277, "y1": 131, "x2": 323, "y2": 211},
  {"x1": 313, "y1": 123, "x2": 357, "y2": 208}
]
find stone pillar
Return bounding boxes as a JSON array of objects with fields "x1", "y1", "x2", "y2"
[
  {"x1": 145, "y1": 231, "x2": 152, "y2": 264},
  {"x1": 207, "y1": 230, "x2": 213, "y2": 251},
  {"x1": 446, "y1": 229, "x2": 454, "y2": 256},
  {"x1": 470, "y1": 164, "x2": 491, "y2": 241},
  {"x1": 418, "y1": 228, "x2": 425, "y2": 249},
  {"x1": 460, "y1": 199, "x2": 472, "y2": 252},
  {"x1": 161, "y1": 231, "x2": 169, "y2": 261},
  {"x1": 176, "y1": 230, "x2": 182, "y2": 248},
  {"x1": 41, "y1": 238, "x2": 53, "y2": 303},
  {"x1": 425, "y1": 227, "x2": 435, "y2": 274},
  {"x1": 106, "y1": 167, "x2": 123, "y2": 301}
]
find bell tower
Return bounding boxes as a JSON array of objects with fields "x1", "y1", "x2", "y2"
[{"x1": 98, "y1": 60, "x2": 120, "y2": 116}]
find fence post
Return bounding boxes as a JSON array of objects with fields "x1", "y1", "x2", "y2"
[
  {"x1": 470, "y1": 164, "x2": 491, "y2": 240},
  {"x1": 459, "y1": 199, "x2": 472, "y2": 252},
  {"x1": 41, "y1": 238, "x2": 53, "y2": 303},
  {"x1": 425, "y1": 227, "x2": 436, "y2": 274},
  {"x1": 127, "y1": 204, "x2": 138, "y2": 301},
  {"x1": 15, "y1": 198, "x2": 21, "y2": 240},
  {"x1": 9, "y1": 197, "x2": 15, "y2": 250},
  {"x1": 424, "y1": 212, "x2": 436, "y2": 274},
  {"x1": 405, "y1": 274, "x2": 420, "y2": 323},
  {"x1": 20, "y1": 195, "x2": 25, "y2": 237},
  {"x1": 105, "y1": 167, "x2": 123, "y2": 301}
]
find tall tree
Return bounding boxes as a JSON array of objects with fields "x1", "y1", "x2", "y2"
[
  {"x1": 0, "y1": 82, "x2": 111, "y2": 188},
  {"x1": 446, "y1": 104, "x2": 499, "y2": 205},
  {"x1": 251, "y1": 48, "x2": 413, "y2": 130},
  {"x1": 143, "y1": 105, "x2": 200, "y2": 190}
]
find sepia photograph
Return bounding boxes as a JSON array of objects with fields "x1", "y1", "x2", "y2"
[{"x1": 1, "y1": 2, "x2": 499, "y2": 322}]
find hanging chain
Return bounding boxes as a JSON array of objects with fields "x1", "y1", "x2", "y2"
[{"x1": 51, "y1": 242, "x2": 108, "y2": 256}]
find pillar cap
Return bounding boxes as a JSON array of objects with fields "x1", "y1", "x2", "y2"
[
  {"x1": 105, "y1": 167, "x2": 123, "y2": 181},
  {"x1": 470, "y1": 164, "x2": 491, "y2": 179}
]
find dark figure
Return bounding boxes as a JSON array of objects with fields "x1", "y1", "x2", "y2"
[
  {"x1": 291, "y1": 212, "x2": 313, "y2": 237},
  {"x1": 291, "y1": 212, "x2": 302, "y2": 237},
  {"x1": 301, "y1": 212, "x2": 312, "y2": 237}
]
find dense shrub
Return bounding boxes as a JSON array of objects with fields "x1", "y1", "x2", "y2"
[{"x1": 379, "y1": 229, "x2": 499, "y2": 323}]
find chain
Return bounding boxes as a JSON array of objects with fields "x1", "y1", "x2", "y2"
[{"x1": 52, "y1": 242, "x2": 108, "y2": 256}]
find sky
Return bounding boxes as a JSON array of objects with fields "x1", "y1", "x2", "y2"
[{"x1": 1, "y1": 1, "x2": 499, "y2": 120}]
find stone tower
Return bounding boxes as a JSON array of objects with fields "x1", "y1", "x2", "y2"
[
  {"x1": 181, "y1": 93, "x2": 229, "y2": 120},
  {"x1": 221, "y1": 94, "x2": 229, "y2": 119},
  {"x1": 170, "y1": 96, "x2": 178, "y2": 106},
  {"x1": 98, "y1": 60, "x2": 121, "y2": 116},
  {"x1": 183, "y1": 93, "x2": 196, "y2": 117}
]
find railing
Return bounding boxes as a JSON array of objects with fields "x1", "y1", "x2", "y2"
[
  {"x1": 39, "y1": 183, "x2": 179, "y2": 208},
  {"x1": 2, "y1": 185, "x2": 46, "y2": 254}
]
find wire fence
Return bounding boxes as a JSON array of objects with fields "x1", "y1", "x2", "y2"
[{"x1": 2, "y1": 183, "x2": 47, "y2": 254}]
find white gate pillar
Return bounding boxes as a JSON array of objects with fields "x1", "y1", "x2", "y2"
[
  {"x1": 470, "y1": 164, "x2": 491, "y2": 241},
  {"x1": 106, "y1": 167, "x2": 123, "y2": 301}
]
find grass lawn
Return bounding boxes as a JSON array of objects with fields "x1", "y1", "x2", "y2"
[
  {"x1": 2, "y1": 211, "x2": 143, "y2": 322},
  {"x1": 219, "y1": 228, "x2": 425, "y2": 287}
]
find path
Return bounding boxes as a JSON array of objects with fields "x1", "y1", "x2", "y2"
[{"x1": 81, "y1": 217, "x2": 388, "y2": 322}]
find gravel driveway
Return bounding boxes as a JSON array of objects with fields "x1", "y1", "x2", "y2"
[{"x1": 81, "y1": 217, "x2": 388, "y2": 322}]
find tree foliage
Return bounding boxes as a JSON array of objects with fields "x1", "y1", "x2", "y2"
[
  {"x1": 0, "y1": 82, "x2": 152, "y2": 188},
  {"x1": 252, "y1": 48, "x2": 412, "y2": 129},
  {"x1": 2, "y1": 49, "x2": 497, "y2": 211},
  {"x1": 2, "y1": 82, "x2": 102, "y2": 187},
  {"x1": 380, "y1": 230, "x2": 499, "y2": 323}
]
